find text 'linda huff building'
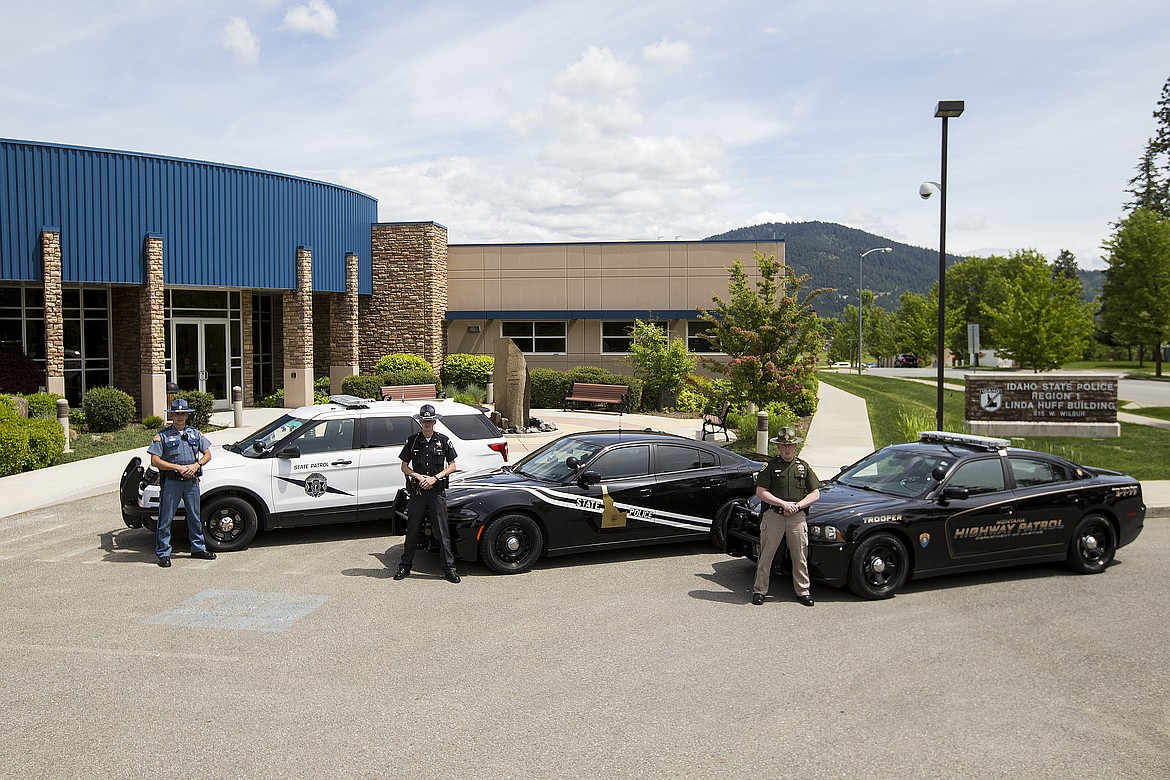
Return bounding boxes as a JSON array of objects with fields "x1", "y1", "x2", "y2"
[{"x1": 1, "y1": 138, "x2": 780, "y2": 416}]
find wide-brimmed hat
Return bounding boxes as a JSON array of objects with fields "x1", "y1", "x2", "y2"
[
  {"x1": 414, "y1": 403, "x2": 439, "y2": 422},
  {"x1": 769, "y1": 426, "x2": 803, "y2": 445},
  {"x1": 168, "y1": 398, "x2": 192, "y2": 414}
]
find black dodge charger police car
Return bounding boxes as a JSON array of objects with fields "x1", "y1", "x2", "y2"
[
  {"x1": 394, "y1": 429, "x2": 766, "y2": 573},
  {"x1": 725, "y1": 431, "x2": 1145, "y2": 599}
]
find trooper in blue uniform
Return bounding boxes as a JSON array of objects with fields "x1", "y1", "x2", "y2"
[
  {"x1": 147, "y1": 398, "x2": 215, "y2": 568},
  {"x1": 395, "y1": 404, "x2": 460, "y2": 583}
]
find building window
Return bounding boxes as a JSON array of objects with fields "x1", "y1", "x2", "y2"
[
  {"x1": 688, "y1": 320, "x2": 718, "y2": 353},
  {"x1": 252, "y1": 294, "x2": 276, "y2": 398},
  {"x1": 63, "y1": 287, "x2": 111, "y2": 405},
  {"x1": 502, "y1": 321, "x2": 566, "y2": 354},
  {"x1": 601, "y1": 321, "x2": 636, "y2": 353}
]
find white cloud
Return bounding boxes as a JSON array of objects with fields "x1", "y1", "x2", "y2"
[
  {"x1": 642, "y1": 40, "x2": 691, "y2": 70},
  {"x1": 551, "y1": 47, "x2": 640, "y2": 98},
  {"x1": 283, "y1": 0, "x2": 339, "y2": 39},
  {"x1": 222, "y1": 17, "x2": 260, "y2": 66}
]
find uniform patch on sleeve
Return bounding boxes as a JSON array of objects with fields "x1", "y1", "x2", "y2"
[{"x1": 152, "y1": 435, "x2": 161, "y2": 442}]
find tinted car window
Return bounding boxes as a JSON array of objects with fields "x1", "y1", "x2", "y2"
[
  {"x1": 656, "y1": 444, "x2": 715, "y2": 473},
  {"x1": 590, "y1": 445, "x2": 650, "y2": 480},
  {"x1": 1009, "y1": 457, "x2": 1071, "y2": 487},
  {"x1": 291, "y1": 418, "x2": 356, "y2": 454},
  {"x1": 365, "y1": 416, "x2": 417, "y2": 448},
  {"x1": 947, "y1": 458, "x2": 1006, "y2": 494},
  {"x1": 441, "y1": 413, "x2": 502, "y2": 440}
]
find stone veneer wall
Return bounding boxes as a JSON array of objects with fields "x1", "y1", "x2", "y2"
[
  {"x1": 281, "y1": 246, "x2": 314, "y2": 406},
  {"x1": 141, "y1": 236, "x2": 165, "y2": 375},
  {"x1": 330, "y1": 253, "x2": 360, "y2": 369},
  {"x1": 360, "y1": 222, "x2": 448, "y2": 372},
  {"x1": 40, "y1": 230, "x2": 63, "y2": 394}
]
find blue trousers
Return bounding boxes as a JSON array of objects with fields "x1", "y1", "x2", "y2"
[{"x1": 156, "y1": 475, "x2": 208, "y2": 559}]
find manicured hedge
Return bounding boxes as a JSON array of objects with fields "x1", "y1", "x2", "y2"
[
  {"x1": 442, "y1": 354, "x2": 494, "y2": 387},
  {"x1": 24, "y1": 418, "x2": 65, "y2": 470},
  {"x1": 374, "y1": 354, "x2": 433, "y2": 374},
  {"x1": 341, "y1": 374, "x2": 383, "y2": 399},
  {"x1": 82, "y1": 386, "x2": 136, "y2": 432},
  {"x1": 528, "y1": 367, "x2": 642, "y2": 410},
  {"x1": 0, "y1": 423, "x2": 29, "y2": 477}
]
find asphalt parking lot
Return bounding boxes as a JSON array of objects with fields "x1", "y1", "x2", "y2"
[{"x1": 2, "y1": 493, "x2": 1168, "y2": 779}]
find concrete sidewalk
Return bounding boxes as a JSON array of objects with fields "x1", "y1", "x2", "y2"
[{"x1": 1, "y1": 389, "x2": 1166, "y2": 520}]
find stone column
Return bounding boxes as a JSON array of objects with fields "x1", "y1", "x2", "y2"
[
  {"x1": 361, "y1": 222, "x2": 448, "y2": 372},
  {"x1": 330, "y1": 253, "x2": 360, "y2": 392},
  {"x1": 41, "y1": 229, "x2": 65, "y2": 396},
  {"x1": 282, "y1": 246, "x2": 314, "y2": 407},
  {"x1": 140, "y1": 234, "x2": 167, "y2": 417}
]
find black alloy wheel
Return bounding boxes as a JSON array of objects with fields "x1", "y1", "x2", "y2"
[
  {"x1": 847, "y1": 532, "x2": 910, "y2": 599},
  {"x1": 202, "y1": 496, "x2": 260, "y2": 552},
  {"x1": 1066, "y1": 515, "x2": 1117, "y2": 574},
  {"x1": 479, "y1": 513, "x2": 543, "y2": 574}
]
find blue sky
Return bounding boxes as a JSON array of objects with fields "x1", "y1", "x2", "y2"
[{"x1": 3, "y1": 1, "x2": 1167, "y2": 269}]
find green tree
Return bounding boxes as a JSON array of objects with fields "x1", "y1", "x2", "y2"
[
  {"x1": 1100, "y1": 208, "x2": 1170, "y2": 377},
  {"x1": 892, "y1": 291, "x2": 940, "y2": 360},
  {"x1": 983, "y1": 259, "x2": 1094, "y2": 371},
  {"x1": 1124, "y1": 138, "x2": 1168, "y2": 217},
  {"x1": 624, "y1": 319, "x2": 695, "y2": 410},
  {"x1": 697, "y1": 251, "x2": 826, "y2": 409}
]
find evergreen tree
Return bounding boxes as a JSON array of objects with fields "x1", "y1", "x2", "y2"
[
  {"x1": 1124, "y1": 138, "x2": 1168, "y2": 217},
  {"x1": 1100, "y1": 208, "x2": 1170, "y2": 377}
]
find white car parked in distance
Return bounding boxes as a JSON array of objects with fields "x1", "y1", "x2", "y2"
[{"x1": 119, "y1": 397, "x2": 508, "y2": 551}]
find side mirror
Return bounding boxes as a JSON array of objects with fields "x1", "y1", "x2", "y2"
[
  {"x1": 940, "y1": 485, "x2": 969, "y2": 501},
  {"x1": 277, "y1": 445, "x2": 301, "y2": 459},
  {"x1": 579, "y1": 470, "x2": 601, "y2": 487}
]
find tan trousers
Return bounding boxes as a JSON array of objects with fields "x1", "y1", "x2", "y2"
[{"x1": 753, "y1": 508, "x2": 810, "y2": 597}]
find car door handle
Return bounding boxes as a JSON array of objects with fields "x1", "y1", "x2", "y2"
[
  {"x1": 331, "y1": 459, "x2": 353, "y2": 466},
  {"x1": 702, "y1": 477, "x2": 723, "y2": 487},
  {"x1": 639, "y1": 488, "x2": 652, "y2": 497},
  {"x1": 1001, "y1": 505, "x2": 1014, "y2": 514}
]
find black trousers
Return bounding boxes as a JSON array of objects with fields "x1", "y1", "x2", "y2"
[{"x1": 399, "y1": 488, "x2": 456, "y2": 572}]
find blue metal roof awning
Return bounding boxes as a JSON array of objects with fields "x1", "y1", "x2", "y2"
[{"x1": 445, "y1": 309, "x2": 704, "y2": 320}]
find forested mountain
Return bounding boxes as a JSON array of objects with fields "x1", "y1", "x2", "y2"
[{"x1": 706, "y1": 221, "x2": 1103, "y2": 320}]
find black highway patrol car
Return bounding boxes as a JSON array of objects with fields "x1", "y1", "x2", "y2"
[{"x1": 725, "y1": 431, "x2": 1145, "y2": 599}]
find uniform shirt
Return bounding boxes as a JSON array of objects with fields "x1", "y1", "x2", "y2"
[
  {"x1": 755, "y1": 456, "x2": 821, "y2": 503},
  {"x1": 147, "y1": 424, "x2": 212, "y2": 466},
  {"x1": 398, "y1": 431, "x2": 458, "y2": 478}
]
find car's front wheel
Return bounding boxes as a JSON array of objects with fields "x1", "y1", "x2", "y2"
[
  {"x1": 479, "y1": 513, "x2": 543, "y2": 574},
  {"x1": 1066, "y1": 515, "x2": 1116, "y2": 574},
  {"x1": 203, "y1": 495, "x2": 260, "y2": 552},
  {"x1": 847, "y1": 532, "x2": 909, "y2": 599}
]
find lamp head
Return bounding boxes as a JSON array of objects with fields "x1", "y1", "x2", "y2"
[{"x1": 919, "y1": 182, "x2": 940, "y2": 200}]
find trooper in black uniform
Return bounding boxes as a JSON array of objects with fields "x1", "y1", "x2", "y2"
[{"x1": 395, "y1": 404, "x2": 460, "y2": 583}]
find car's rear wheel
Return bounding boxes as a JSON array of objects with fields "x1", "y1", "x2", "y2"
[
  {"x1": 203, "y1": 496, "x2": 260, "y2": 552},
  {"x1": 709, "y1": 498, "x2": 744, "y2": 552},
  {"x1": 847, "y1": 532, "x2": 909, "y2": 599},
  {"x1": 479, "y1": 513, "x2": 543, "y2": 574},
  {"x1": 1066, "y1": 514, "x2": 1116, "y2": 574}
]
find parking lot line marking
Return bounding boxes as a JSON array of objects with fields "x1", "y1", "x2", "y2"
[
  {"x1": 0, "y1": 523, "x2": 68, "y2": 549},
  {"x1": 281, "y1": 540, "x2": 356, "y2": 575},
  {"x1": 0, "y1": 525, "x2": 72, "y2": 559},
  {"x1": 146, "y1": 589, "x2": 330, "y2": 632},
  {"x1": 35, "y1": 543, "x2": 99, "y2": 562}
]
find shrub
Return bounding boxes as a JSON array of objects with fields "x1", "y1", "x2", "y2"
[
  {"x1": 23, "y1": 393, "x2": 63, "y2": 419},
  {"x1": 24, "y1": 418, "x2": 64, "y2": 470},
  {"x1": 69, "y1": 407, "x2": 87, "y2": 430},
  {"x1": 256, "y1": 389, "x2": 285, "y2": 408},
  {"x1": 173, "y1": 390, "x2": 214, "y2": 429},
  {"x1": 788, "y1": 386, "x2": 819, "y2": 418},
  {"x1": 730, "y1": 401, "x2": 796, "y2": 444},
  {"x1": 0, "y1": 394, "x2": 18, "y2": 421},
  {"x1": 442, "y1": 354, "x2": 494, "y2": 387},
  {"x1": 379, "y1": 369, "x2": 442, "y2": 390},
  {"x1": 674, "y1": 388, "x2": 709, "y2": 415},
  {"x1": 314, "y1": 376, "x2": 332, "y2": 393},
  {"x1": 82, "y1": 386, "x2": 136, "y2": 433},
  {"x1": 374, "y1": 353, "x2": 433, "y2": 375},
  {"x1": 341, "y1": 374, "x2": 383, "y2": 399},
  {"x1": 530, "y1": 368, "x2": 570, "y2": 408},
  {"x1": 142, "y1": 415, "x2": 165, "y2": 429},
  {"x1": 449, "y1": 384, "x2": 487, "y2": 405},
  {"x1": 0, "y1": 345, "x2": 42, "y2": 395},
  {"x1": 0, "y1": 422, "x2": 29, "y2": 477}
]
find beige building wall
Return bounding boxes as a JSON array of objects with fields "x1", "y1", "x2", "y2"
[{"x1": 446, "y1": 240, "x2": 783, "y2": 372}]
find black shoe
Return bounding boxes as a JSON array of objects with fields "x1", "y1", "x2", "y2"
[
  {"x1": 751, "y1": 593, "x2": 764, "y2": 606},
  {"x1": 797, "y1": 594, "x2": 815, "y2": 607},
  {"x1": 393, "y1": 566, "x2": 410, "y2": 580},
  {"x1": 191, "y1": 550, "x2": 217, "y2": 560},
  {"x1": 445, "y1": 571, "x2": 461, "y2": 584},
  {"x1": 157, "y1": 557, "x2": 171, "y2": 568}
]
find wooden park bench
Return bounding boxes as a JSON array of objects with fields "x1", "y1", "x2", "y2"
[
  {"x1": 380, "y1": 384, "x2": 440, "y2": 402},
  {"x1": 701, "y1": 401, "x2": 732, "y2": 441},
  {"x1": 564, "y1": 382, "x2": 629, "y2": 413}
]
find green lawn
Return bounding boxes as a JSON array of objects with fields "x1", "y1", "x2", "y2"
[
  {"x1": 818, "y1": 372, "x2": 1170, "y2": 480},
  {"x1": 56, "y1": 423, "x2": 225, "y2": 465},
  {"x1": 1063, "y1": 360, "x2": 1169, "y2": 380},
  {"x1": 1123, "y1": 406, "x2": 1170, "y2": 421}
]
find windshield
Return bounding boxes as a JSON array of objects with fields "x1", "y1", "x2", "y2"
[
  {"x1": 513, "y1": 438, "x2": 606, "y2": 482},
  {"x1": 235, "y1": 414, "x2": 311, "y2": 458},
  {"x1": 836, "y1": 448, "x2": 948, "y2": 499}
]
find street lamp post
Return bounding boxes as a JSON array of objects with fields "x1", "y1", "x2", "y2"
[
  {"x1": 858, "y1": 247, "x2": 892, "y2": 375},
  {"x1": 921, "y1": 99, "x2": 964, "y2": 430}
]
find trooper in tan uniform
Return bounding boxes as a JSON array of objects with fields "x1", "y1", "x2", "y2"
[{"x1": 752, "y1": 427, "x2": 821, "y2": 606}]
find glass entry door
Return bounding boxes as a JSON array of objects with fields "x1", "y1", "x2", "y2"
[{"x1": 173, "y1": 318, "x2": 230, "y2": 409}]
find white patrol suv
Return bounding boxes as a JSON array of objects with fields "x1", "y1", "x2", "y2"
[{"x1": 119, "y1": 396, "x2": 508, "y2": 552}]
